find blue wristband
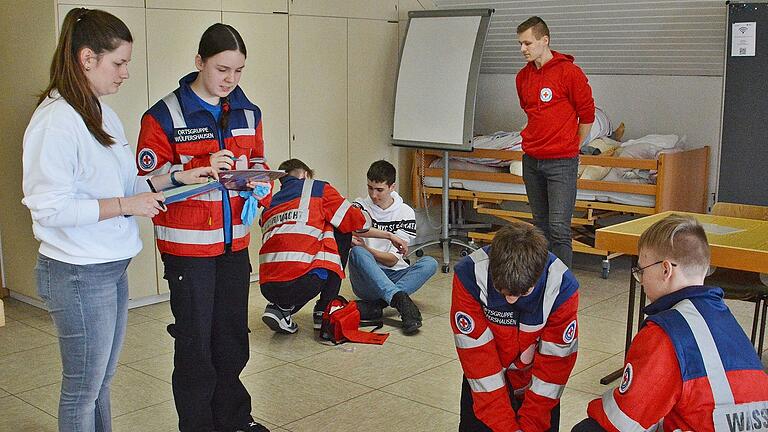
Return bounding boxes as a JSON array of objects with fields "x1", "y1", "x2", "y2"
[{"x1": 170, "y1": 170, "x2": 183, "y2": 186}]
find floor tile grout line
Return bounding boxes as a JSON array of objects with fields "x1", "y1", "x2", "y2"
[
  {"x1": 4, "y1": 394, "x2": 58, "y2": 420},
  {"x1": 577, "y1": 313, "x2": 630, "y2": 325},
  {"x1": 0, "y1": 344, "x2": 59, "y2": 362},
  {"x1": 10, "y1": 379, "x2": 62, "y2": 398},
  {"x1": 569, "y1": 354, "x2": 624, "y2": 380},
  {"x1": 111, "y1": 398, "x2": 174, "y2": 420},
  {"x1": 270, "y1": 385, "x2": 381, "y2": 427},
  {"x1": 278, "y1": 388, "x2": 379, "y2": 430},
  {"x1": 239, "y1": 361, "x2": 288, "y2": 379},
  {"x1": 0, "y1": 338, "x2": 59, "y2": 361},
  {"x1": 372, "y1": 357, "x2": 456, "y2": 390},
  {"x1": 385, "y1": 339, "x2": 458, "y2": 360},
  {"x1": 121, "y1": 362, "x2": 172, "y2": 384},
  {"x1": 118, "y1": 362, "x2": 178, "y2": 386},
  {"x1": 377, "y1": 385, "x2": 461, "y2": 416},
  {"x1": 14, "y1": 390, "x2": 59, "y2": 418},
  {"x1": 282, "y1": 359, "x2": 380, "y2": 392},
  {"x1": 282, "y1": 343, "x2": 456, "y2": 390}
]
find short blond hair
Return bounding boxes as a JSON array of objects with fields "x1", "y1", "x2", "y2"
[{"x1": 638, "y1": 214, "x2": 710, "y2": 276}]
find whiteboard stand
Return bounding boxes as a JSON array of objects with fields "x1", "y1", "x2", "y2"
[
  {"x1": 392, "y1": 8, "x2": 493, "y2": 273},
  {"x1": 407, "y1": 150, "x2": 488, "y2": 273}
]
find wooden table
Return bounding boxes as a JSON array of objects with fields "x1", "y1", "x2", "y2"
[{"x1": 594, "y1": 211, "x2": 768, "y2": 384}]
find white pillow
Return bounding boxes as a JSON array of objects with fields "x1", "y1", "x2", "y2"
[{"x1": 620, "y1": 134, "x2": 681, "y2": 149}]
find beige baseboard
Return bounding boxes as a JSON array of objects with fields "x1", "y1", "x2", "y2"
[{"x1": 0, "y1": 298, "x2": 5, "y2": 327}]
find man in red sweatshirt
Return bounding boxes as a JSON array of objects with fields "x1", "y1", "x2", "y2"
[{"x1": 516, "y1": 16, "x2": 595, "y2": 268}]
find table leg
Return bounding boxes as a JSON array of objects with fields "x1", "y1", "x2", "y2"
[
  {"x1": 759, "y1": 297, "x2": 768, "y2": 355},
  {"x1": 600, "y1": 256, "x2": 638, "y2": 385}
]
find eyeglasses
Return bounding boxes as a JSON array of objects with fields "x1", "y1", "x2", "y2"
[{"x1": 631, "y1": 261, "x2": 677, "y2": 284}]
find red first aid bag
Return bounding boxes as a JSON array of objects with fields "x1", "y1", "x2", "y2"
[{"x1": 321, "y1": 296, "x2": 388, "y2": 345}]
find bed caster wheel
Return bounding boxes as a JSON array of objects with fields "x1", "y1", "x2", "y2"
[
  {"x1": 460, "y1": 248, "x2": 470, "y2": 257},
  {"x1": 601, "y1": 260, "x2": 610, "y2": 279},
  {"x1": 442, "y1": 264, "x2": 450, "y2": 273},
  {"x1": 415, "y1": 249, "x2": 424, "y2": 257}
]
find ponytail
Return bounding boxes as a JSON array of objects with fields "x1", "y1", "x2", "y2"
[
  {"x1": 220, "y1": 97, "x2": 230, "y2": 133},
  {"x1": 39, "y1": 8, "x2": 132, "y2": 146}
]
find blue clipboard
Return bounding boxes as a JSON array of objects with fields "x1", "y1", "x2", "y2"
[{"x1": 162, "y1": 180, "x2": 222, "y2": 205}]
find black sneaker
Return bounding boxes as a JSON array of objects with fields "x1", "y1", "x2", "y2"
[
  {"x1": 355, "y1": 300, "x2": 384, "y2": 321},
  {"x1": 262, "y1": 304, "x2": 298, "y2": 334},
  {"x1": 390, "y1": 291, "x2": 422, "y2": 335},
  {"x1": 236, "y1": 421, "x2": 270, "y2": 432}
]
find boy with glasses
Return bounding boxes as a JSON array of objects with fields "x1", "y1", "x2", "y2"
[{"x1": 572, "y1": 214, "x2": 768, "y2": 432}]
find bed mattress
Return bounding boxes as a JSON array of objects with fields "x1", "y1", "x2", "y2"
[{"x1": 423, "y1": 176, "x2": 656, "y2": 207}]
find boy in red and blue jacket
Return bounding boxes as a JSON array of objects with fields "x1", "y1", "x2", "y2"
[
  {"x1": 452, "y1": 222, "x2": 579, "y2": 432},
  {"x1": 572, "y1": 215, "x2": 768, "y2": 432}
]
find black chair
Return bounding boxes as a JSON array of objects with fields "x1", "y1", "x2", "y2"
[{"x1": 705, "y1": 202, "x2": 768, "y2": 354}]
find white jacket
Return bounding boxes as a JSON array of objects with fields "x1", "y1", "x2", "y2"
[
  {"x1": 354, "y1": 192, "x2": 416, "y2": 270},
  {"x1": 22, "y1": 93, "x2": 149, "y2": 265}
]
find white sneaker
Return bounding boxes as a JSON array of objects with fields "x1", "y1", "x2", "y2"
[{"x1": 262, "y1": 304, "x2": 298, "y2": 334}]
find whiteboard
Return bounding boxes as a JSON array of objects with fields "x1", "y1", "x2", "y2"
[{"x1": 392, "y1": 9, "x2": 492, "y2": 151}]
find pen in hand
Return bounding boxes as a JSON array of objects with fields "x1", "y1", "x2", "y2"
[
  {"x1": 146, "y1": 178, "x2": 168, "y2": 211},
  {"x1": 210, "y1": 151, "x2": 240, "y2": 171}
]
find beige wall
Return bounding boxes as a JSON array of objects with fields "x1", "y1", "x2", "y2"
[
  {"x1": 0, "y1": 1, "x2": 57, "y2": 297},
  {"x1": 0, "y1": 0, "x2": 412, "y2": 301}
]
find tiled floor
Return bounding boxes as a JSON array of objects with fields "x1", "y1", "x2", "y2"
[{"x1": 1, "y1": 251, "x2": 765, "y2": 432}]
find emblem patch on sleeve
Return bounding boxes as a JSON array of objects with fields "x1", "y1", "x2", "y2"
[
  {"x1": 138, "y1": 148, "x2": 157, "y2": 172},
  {"x1": 562, "y1": 319, "x2": 577, "y2": 344},
  {"x1": 454, "y1": 311, "x2": 475, "y2": 335},
  {"x1": 619, "y1": 363, "x2": 633, "y2": 394}
]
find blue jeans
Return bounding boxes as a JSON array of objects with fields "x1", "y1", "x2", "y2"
[
  {"x1": 348, "y1": 246, "x2": 437, "y2": 303},
  {"x1": 35, "y1": 254, "x2": 130, "y2": 432},
  {"x1": 522, "y1": 154, "x2": 579, "y2": 268}
]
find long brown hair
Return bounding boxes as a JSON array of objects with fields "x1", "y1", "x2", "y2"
[{"x1": 39, "y1": 8, "x2": 132, "y2": 146}]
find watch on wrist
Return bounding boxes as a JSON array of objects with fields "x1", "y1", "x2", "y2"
[{"x1": 170, "y1": 170, "x2": 183, "y2": 187}]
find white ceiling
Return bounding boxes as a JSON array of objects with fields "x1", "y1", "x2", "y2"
[{"x1": 432, "y1": 0, "x2": 728, "y2": 76}]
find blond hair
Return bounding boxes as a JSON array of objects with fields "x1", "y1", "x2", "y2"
[{"x1": 638, "y1": 214, "x2": 710, "y2": 277}]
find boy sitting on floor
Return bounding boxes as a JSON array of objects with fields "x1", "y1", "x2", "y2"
[{"x1": 349, "y1": 160, "x2": 438, "y2": 334}]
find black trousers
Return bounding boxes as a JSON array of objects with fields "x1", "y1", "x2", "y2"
[
  {"x1": 570, "y1": 418, "x2": 607, "y2": 432},
  {"x1": 459, "y1": 376, "x2": 560, "y2": 432},
  {"x1": 162, "y1": 248, "x2": 253, "y2": 432},
  {"x1": 260, "y1": 230, "x2": 352, "y2": 314}
]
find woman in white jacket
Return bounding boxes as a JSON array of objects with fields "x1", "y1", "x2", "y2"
[{"x1": 21, "y1": 8, "x2": 215, "y2": 432}]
